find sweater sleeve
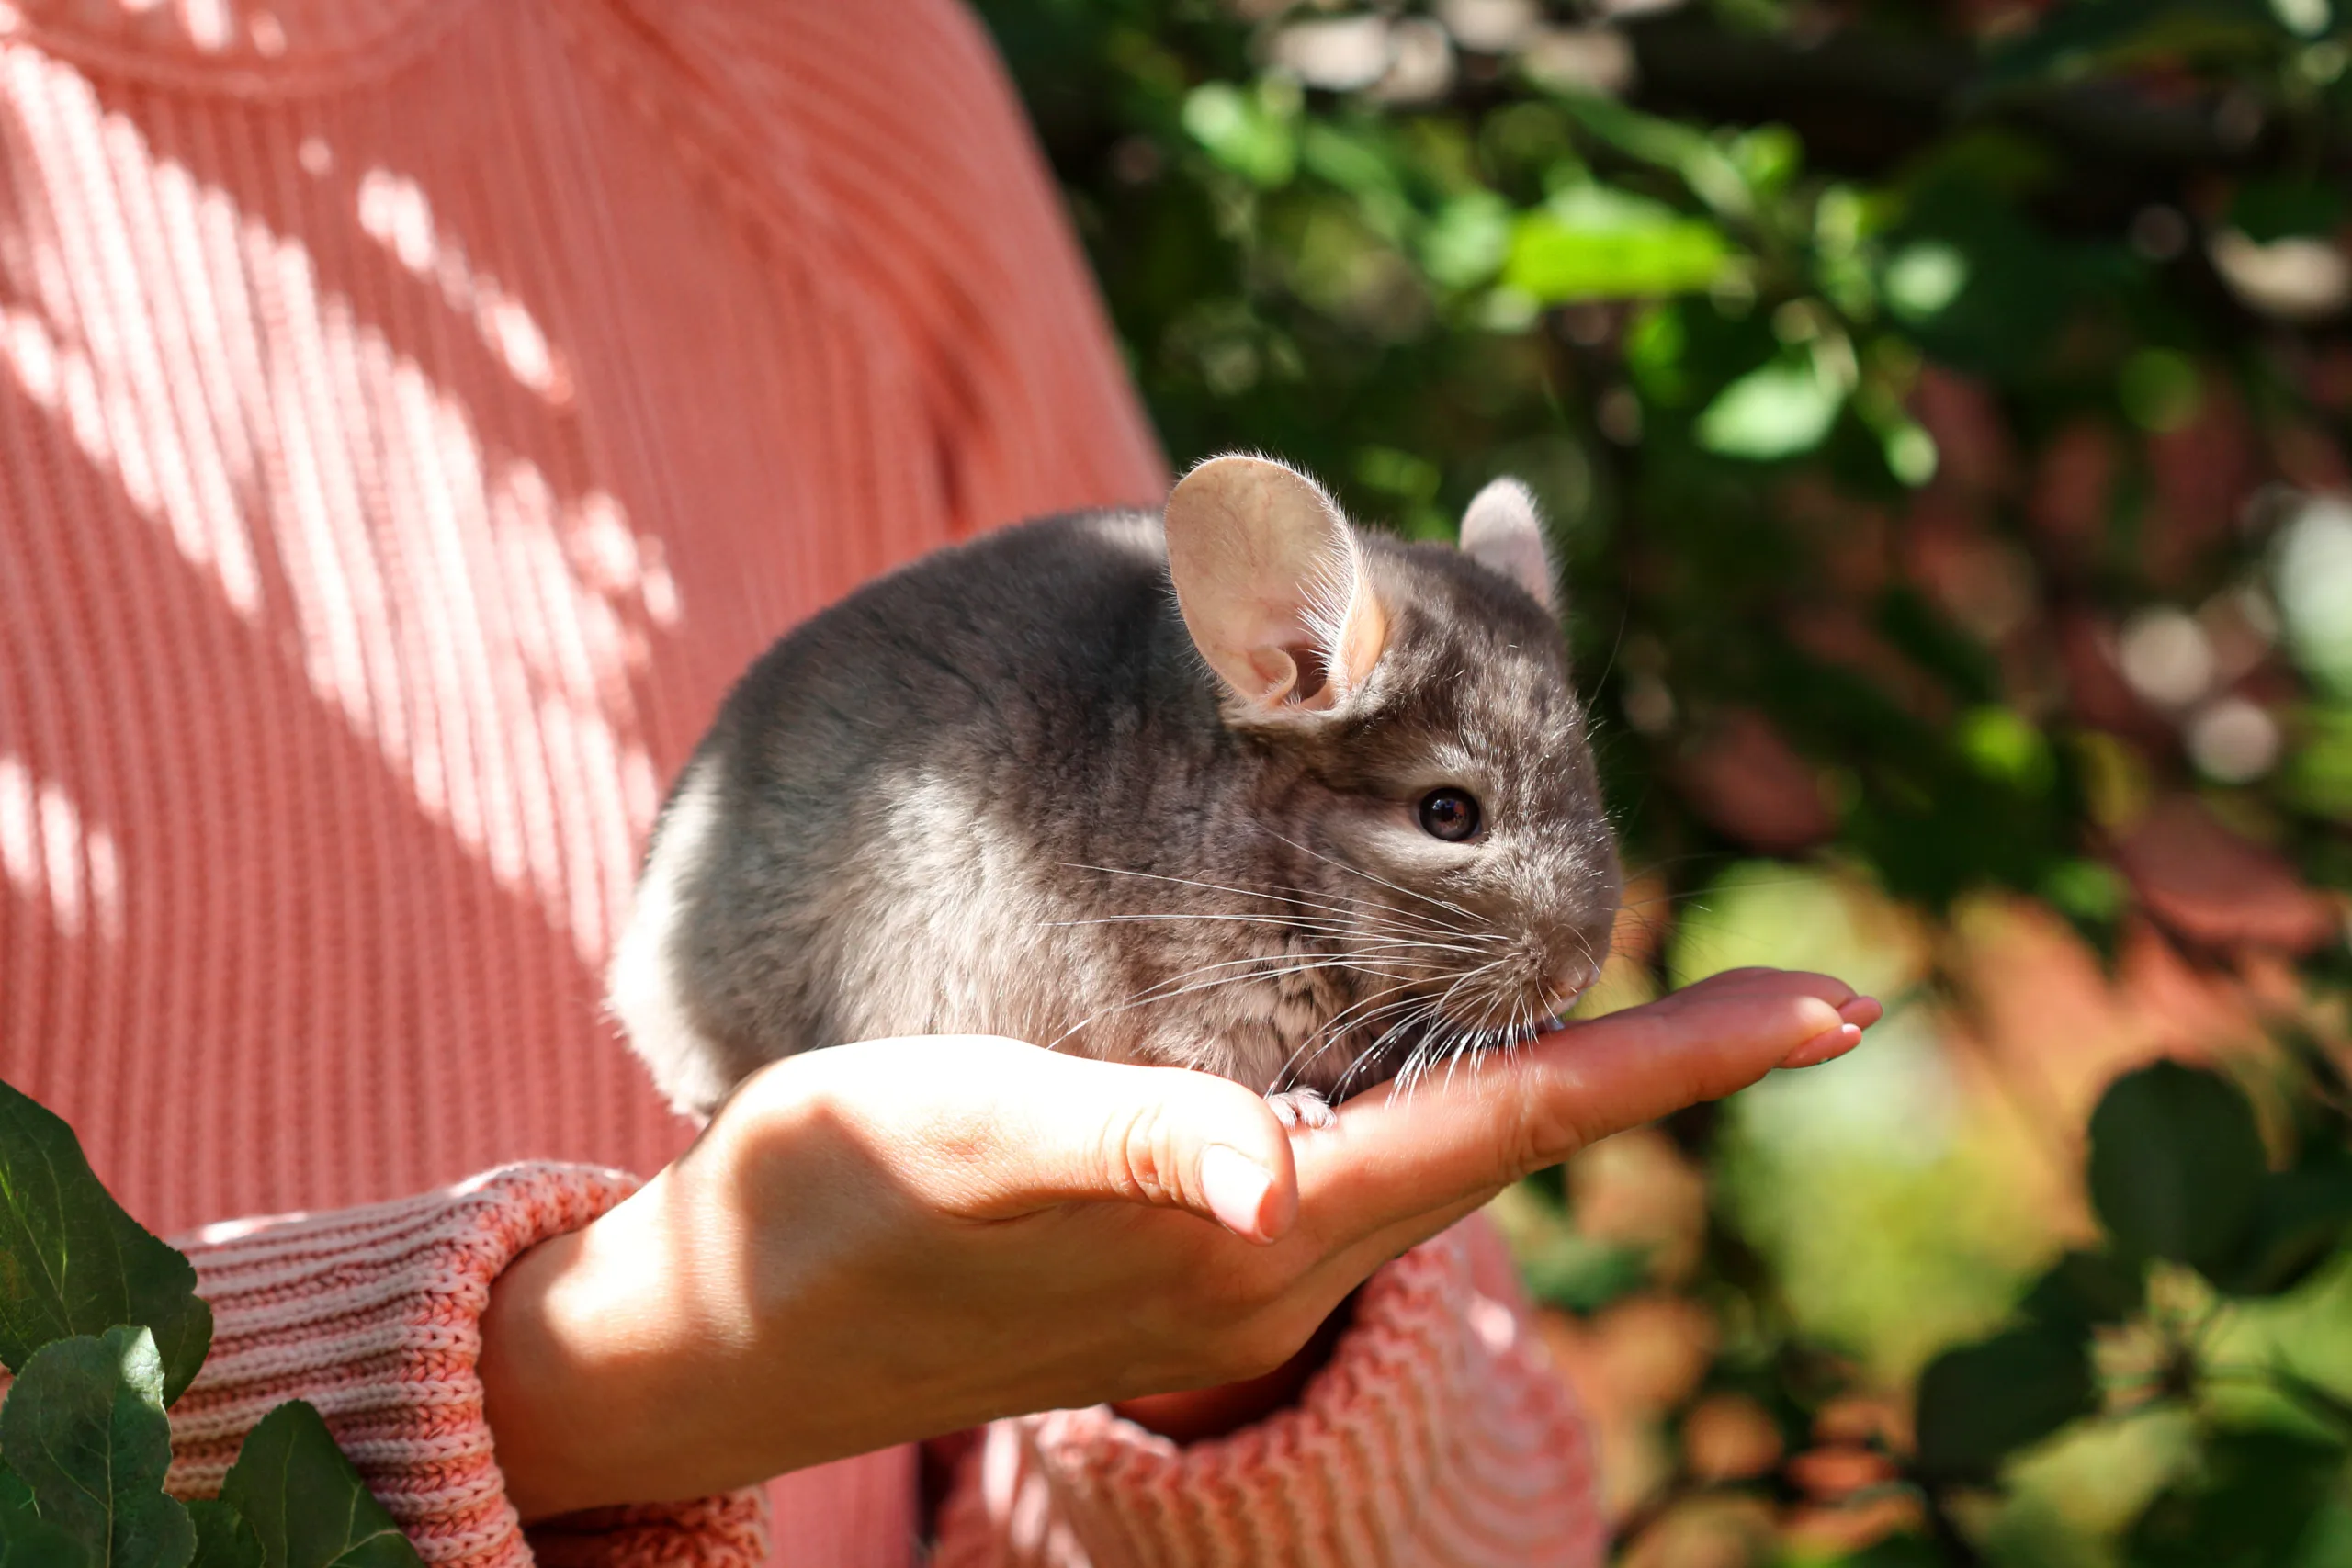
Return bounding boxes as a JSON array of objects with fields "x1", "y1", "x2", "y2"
[
  {"x1": 931, "y1": 1217, "x2": 1606, "y2": 1568},
  {"x1": 161, "y1": 1164, "x2": 770, "y2": 1568}
]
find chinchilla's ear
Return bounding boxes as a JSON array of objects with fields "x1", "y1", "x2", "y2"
[
  {"x1": 1459, "y1": 478, "x2": 1557, "y2": 612},
  {"x1": 1164, "y1": 454, "x2": 1387, "y2": 713}
]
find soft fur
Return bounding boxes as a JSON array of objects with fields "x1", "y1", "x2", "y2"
[{"x1": 611, "y1": 457, "x2": 1622, "y2": 1120}]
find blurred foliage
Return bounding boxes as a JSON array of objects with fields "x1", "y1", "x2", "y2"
[{"x1": 975, "y1": 0, "x2": 2352, "y2": 1562}]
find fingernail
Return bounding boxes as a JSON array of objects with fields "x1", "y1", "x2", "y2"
[
  {"x1": 1781, "y1": 1023, "x2": 1863, "y2": 1070},
  {"x1": 1201, "y1": 1145, "x2": 1277, "y2": 1242}
]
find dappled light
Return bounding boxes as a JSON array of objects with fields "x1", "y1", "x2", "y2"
[{"x1": 0, "y1": 46, "x2": 671, "y2": 964}]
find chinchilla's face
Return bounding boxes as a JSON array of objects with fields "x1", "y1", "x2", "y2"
[
  {"x1": 1270, "y1": 555, "x2": 1622, "y2": 1077},
  {"x1": 1163, "y1": 456, "x2": 1623, "y2": 1097}
]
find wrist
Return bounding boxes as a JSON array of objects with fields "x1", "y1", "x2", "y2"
[
  {"x1": 1111, "y1": 1289, "x2": 1358, "y2": 1443},
  {"x1": 478, "y1": 1181, "x2": 721, "y2": 1520}
]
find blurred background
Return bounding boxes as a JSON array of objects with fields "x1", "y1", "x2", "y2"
[{"x1": 969, "y1": 1, "x2": 2352, "y2": 1562}]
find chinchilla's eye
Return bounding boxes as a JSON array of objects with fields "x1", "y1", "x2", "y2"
[{"x1": 1418, "y1": 788, "x2": 1481, "y2": 842}]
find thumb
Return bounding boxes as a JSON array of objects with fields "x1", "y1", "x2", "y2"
[{"x1": 854, "y1": 1039, "x2": 1300, "y2": 1243}]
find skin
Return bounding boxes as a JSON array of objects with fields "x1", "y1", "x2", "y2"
[{"x1": 478, "y1": 966, "x2": 1881, "y2": 1520}]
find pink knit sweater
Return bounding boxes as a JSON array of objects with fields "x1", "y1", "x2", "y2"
[{"x1": 0, "y1": 0, "x2": 1600, "y2": 1562}]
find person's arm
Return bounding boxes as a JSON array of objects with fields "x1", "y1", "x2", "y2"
[
  {"x1": 168, "y1": 1167, "x2": 769, "y2": 1568},
  {"x1": 473, "y1": 969, "x2": 1876, "y2": 1522}
]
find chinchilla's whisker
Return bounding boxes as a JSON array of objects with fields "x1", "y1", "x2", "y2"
[
  {"x1": 1041, "y1": 913, "x2": 1491, "y2": 958},
  {"x1": 1057, "y1": 863, "x2": 1450, "y2": 936},
  {"x1": 1259, "y1": 829, "x2": 1483, "y2": 928},
  {"x1": 1399, "y1": 964, "x2": 1498, "y2": 1098},
  {"x1": 1085, "y1": 955, "x2": 1440, "y2": 1024},
  {"x1": 1446, "y1": 989, "x2": 1521, "y2": 1090},
  {"x1": 1051, "y1": 863, "x2": 1513, "y2": 963},
  {"x1": 1047, "y1": 905, "x2": 1464, "y2": 944},
  {"x1": 1237, "y1": 833, "x2": 1485, "y2": 934},
  {"x1": 1345, "y1": 991, "x2": 1454, "y2": 1098},
  {"x1": 1277, "y1": 978, "x2": 1431, "y2": 1073},
  {"x1": 1339, "y1": 1007, "x2": 1428, "y2": 1099},
  {"x1": 1046, "y1": 912, "x2": 1372, "y2": 935},
  {"x1": 1122, "y1": 948, "x2": 1447, "y2": 999},
  {"x1": 1307, "y1": 991, "x2": 1442, "y2": 1097},
  {"x1": 1046, "y1": 954, "x2": 1450, "y2": 1050},
  {"x1": 1288, "y1": 877, "x2": 1484, "y2": 938},
  {"x1": 1273, "y1": 980, "x2": 1433, "y2": 1088},
  {"x1": 1276, "y1": 1014, "x2": 1407, "y2": 1095}
]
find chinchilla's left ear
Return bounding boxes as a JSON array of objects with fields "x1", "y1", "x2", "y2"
[
  {"x1": 1164, "y1": 454, "x2": 1388, "y2": 713},
  {"x1": 1458, "y1": 478, "x2": 1557, "y2": 612}
]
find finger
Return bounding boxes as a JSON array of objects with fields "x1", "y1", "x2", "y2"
[
  {"x1": 1313, "y1": 986, "x2": 1885, "y2": 1269},
  {"x1": 1291, "y1": 968, "x2": 1875, "y2": 1249},
  {"x1": 797, "y1": 1037, "x2": 1301, "y2": 1243}
]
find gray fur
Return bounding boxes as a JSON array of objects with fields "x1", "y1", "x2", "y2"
[{"x1": 611, "y1": 473, "x2": 1622, "y2": 1119}]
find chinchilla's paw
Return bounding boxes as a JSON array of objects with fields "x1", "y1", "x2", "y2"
[{"x1": 1266, "y1": 1087, "x2": 1338, "y2": 1130}]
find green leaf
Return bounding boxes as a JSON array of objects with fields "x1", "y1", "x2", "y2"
[
  {"x1": 1914, "y1": 1326, "x2": 2098, "y2": 1480},
  {"x1": 2211, "y1": 1157, "x2": 2352, "y2": 1297},
  {"x1": 2269, "y1": 1365, "x2": 2352, "y2": 1438},
  {"x1": 0, "y1": 1327, "x2": 194, "y2": 1568},
  {"x1": 2126, "y1": 1427, "x2": 2348, "y2": 1568},
  {"x1": 218, "y1": 1404, "x2": 422, "y2": 1568},
  {"x1": 1503, "y1": 187, "x2": 1729, "y2": 302},
  {"x1": 0, "y1": 1470, "x2": 36, "y2": 1531},
  {"x1": 2020, "y1": 1249, "x2": 2146, "y2": 1332},
  {"x1": 1419, "y1": 191, "x2": 1511, "y2": 290},
  {"x1": 1180, "y1": 83, "x2": 1295, "y2": 188},
  {"x1": 186, "y1": 1506, "x2": 262, "y2": 1568},
  {"x1": 1515, "y1": 1234, "x2": 1651, "y2": 1314},
  {"x1": 1550, "y1": 94, "x2": 1755, "y2": 222},
  {"x1": 2086, "y1": 1062, "x2": 2267, "y2": 1274},
  {"x1": 2284, "y1": 703, "x2": 2352, "y2": 821},
  {"x1": 0, "y1": 1078, "x2": 212, "y2": 1405},
  {"x1": 1954, "y1": 706, "x2": 2055, "y2": 794},
  {"x1": 1694, "y1": 354, "x2": 1845, "y2": 460},
  {"x1": 0, "y1": 1460, "x2": 89, "y2": 1568},
  {"x1": 1881, "y1": 240, "x2": 1970, "y2": 324}
]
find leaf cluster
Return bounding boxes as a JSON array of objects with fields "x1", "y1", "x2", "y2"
[
  {"x1": 973, "y1": 0, "x2": 2352, "y2": 1562},
  {"x1": 0, "y1": 1079, "x2": 422, "y2": 1568},
  {"x1": 1907, "y1": 1057, "x2": 2352, "y2": 1562}
]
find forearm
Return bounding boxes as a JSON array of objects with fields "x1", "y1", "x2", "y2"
[{"x1": 169, "y1": 1164, "x2": 769, "y2": 1568}]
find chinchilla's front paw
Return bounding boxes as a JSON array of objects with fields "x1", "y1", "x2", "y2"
[{"x1": 1265, "y1": 1087, "x2": 1338, "y2": 1131}]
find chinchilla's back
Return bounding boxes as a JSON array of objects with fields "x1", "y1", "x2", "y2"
[{"x1": 609, "y1": 511, "x2": 1229, "y2": 1115}]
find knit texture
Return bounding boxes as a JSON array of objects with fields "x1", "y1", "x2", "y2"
[
  {"x1": 0, "y1": 0, "x2": 1160, "y2": 1238},
  {"x1": 0, "y1": 0, "x2": 1603, "y2": 1561},
  {"x1": 935, "y1": 1225, "x2": 1606, "y2": 1568},
  {"x1": 168, "y1": 1164, "x2": 770, "y2": 1568}
]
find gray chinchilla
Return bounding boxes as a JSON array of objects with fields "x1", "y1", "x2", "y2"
[{"x1": 609, "y1": 454, "x2": 1623, "y2": 1126}]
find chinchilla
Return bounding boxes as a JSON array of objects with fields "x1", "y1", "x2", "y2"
[{"x1": 609, "y1": 454, "x2": 1622, "y2": 1125}]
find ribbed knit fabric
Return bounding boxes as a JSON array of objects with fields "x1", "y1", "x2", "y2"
[
  {"x1": 0, "y1": 0, "x2": 1161, "y2": 1237},
  {"x1": 0, "y1": 0, "x2": 1604, "y2": 1561},
  {"x1": 166, "y1": 1164, "x2": 770, "y2": 1568},
  {"x1": 934, "y1": 1225, "x2": 1606, "y2": 1568}
]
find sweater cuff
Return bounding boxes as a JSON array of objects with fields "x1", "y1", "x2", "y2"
[
  {"x1": 933, "y1": 1219, "x2": 1604, "y2": 1568},
  {"x1": 164, "y1": 1164, "x2": 771, "y2": 1568}
]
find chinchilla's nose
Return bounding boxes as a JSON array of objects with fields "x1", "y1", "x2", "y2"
[{"x1": 1544, "y1": 953, "x2": 1600, "y2": 1013}]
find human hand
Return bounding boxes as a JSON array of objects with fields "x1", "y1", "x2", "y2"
[{"x1": 477, "y1": 967, "x2": 1878, "y2": 1518}]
